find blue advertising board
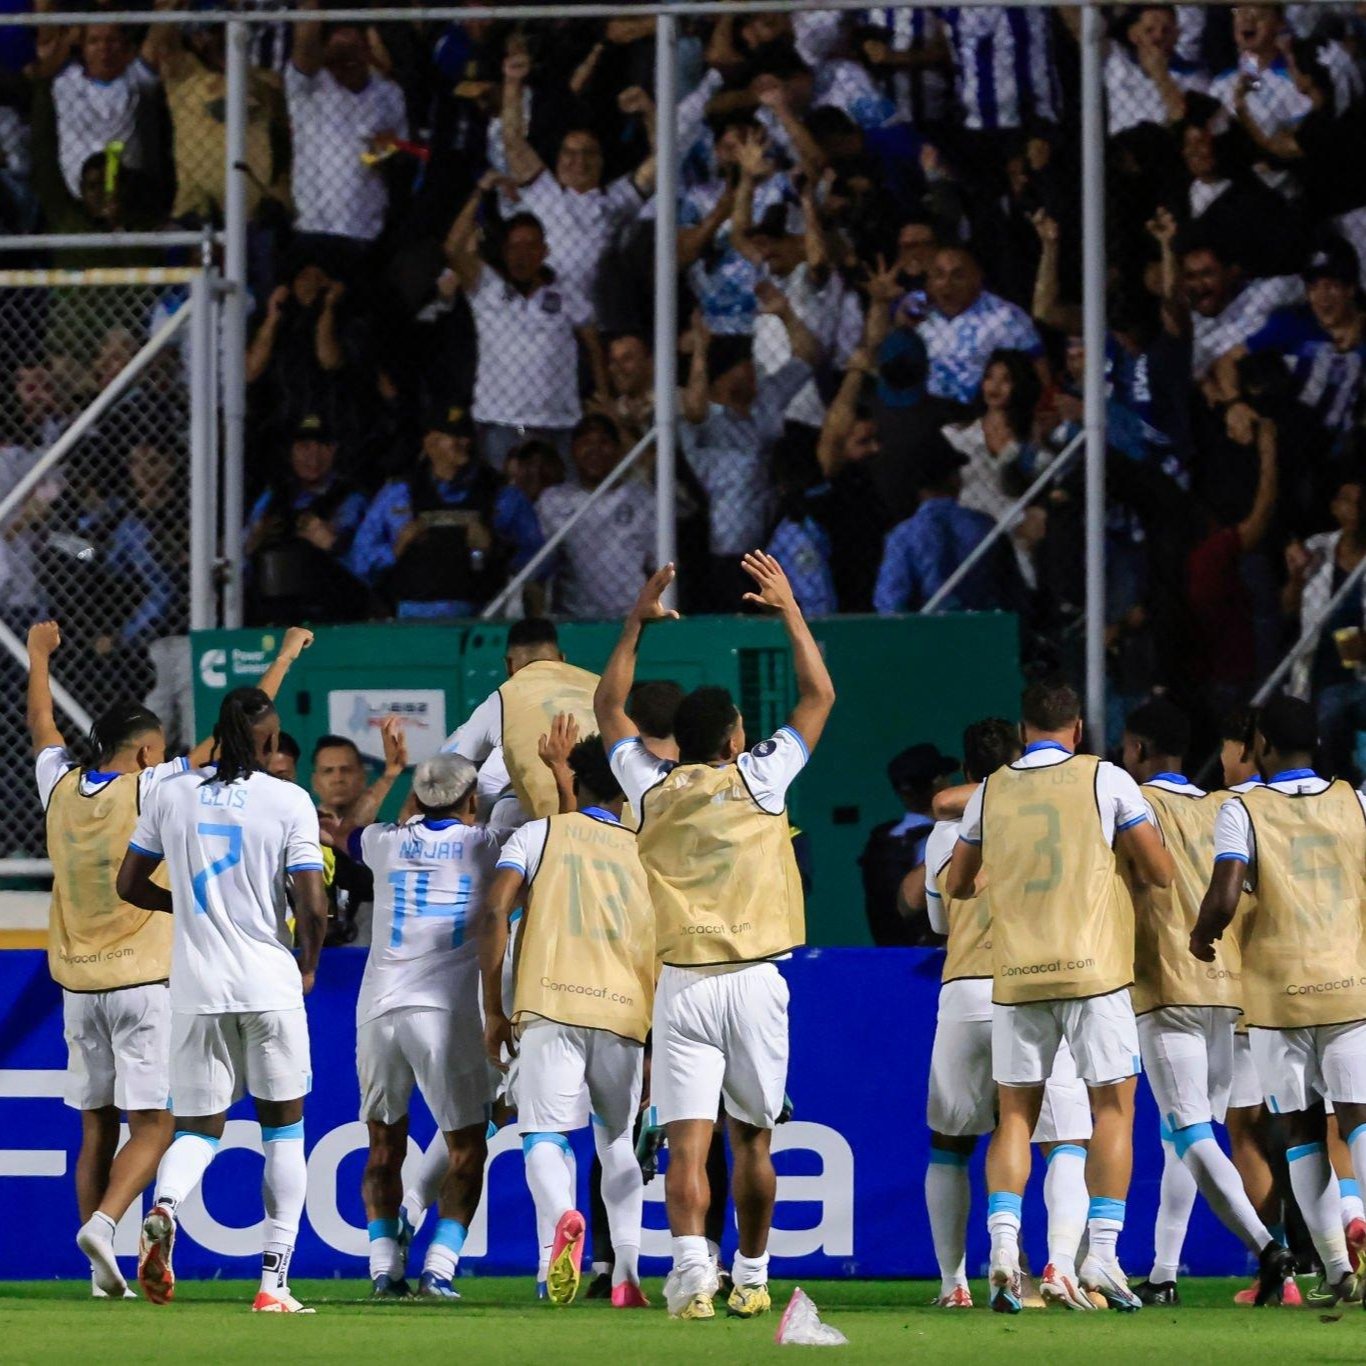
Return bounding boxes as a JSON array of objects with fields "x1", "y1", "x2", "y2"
[{"x1": 0, "y1": 948, "x2": 1256, "y2": 1283}]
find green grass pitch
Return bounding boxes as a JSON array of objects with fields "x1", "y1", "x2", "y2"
[{"x1": 2, "y1": 1278, "x2": 1365, "y2": 1364}]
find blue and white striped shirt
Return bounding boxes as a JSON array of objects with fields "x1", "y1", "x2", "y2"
[{"x1": 938, "y1": 7, "x2": 1060, "y2": 130}]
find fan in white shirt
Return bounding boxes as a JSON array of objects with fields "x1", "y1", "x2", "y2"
[{"x1": 118, "y1": 687, "x2": 327, "y2": 1316}]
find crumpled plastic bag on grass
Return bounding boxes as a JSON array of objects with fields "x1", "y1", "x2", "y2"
[{"x1": 775, "y1": 1286, "x2": 848, "y2": 1346}]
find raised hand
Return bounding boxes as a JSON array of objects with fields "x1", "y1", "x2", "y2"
[
  {"x1": 380, "y1": 714, "x2": 408, "y2": 777},
  {"x1": 631, "y1": 564, "x2": 681, "y2": 623},
  {"x1": 27, "y1": 619, "x2": 61, "y2": 660},
  {"x1": 281, "y1": 626, "x2": 315, "y2": 661},
  {"x1": 537, "y1": 712, "x2": 580, "y2": 771},
  {"x1": 741, "y1": 549, "x2": 798, "y2": 614}
]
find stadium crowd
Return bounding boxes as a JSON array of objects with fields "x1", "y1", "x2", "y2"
[{"x1": 5, "y1": 3, "x2": 1366, "y2": 767}]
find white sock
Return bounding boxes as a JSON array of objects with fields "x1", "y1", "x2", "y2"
[
  {"x1": 1177, "y1": 1125, "x2": 1271, "y2": 1254},
  {"x1": 1085, "y1": 1197, "x2": 1125, "y2": 1265},
  {"x1": 986, "y1": 1191, "x2": 1022, "y2": 1269},
  {"x1": 705, "y1": 1237, "x2": 721, "y2": 1266},
  {"x1": 260, "y1": 1122, "x2": 306, "y2": 1295},
  {"x1": 1346, "y1": 1126, "x2": 1366, "y2": 1225},
  {"x1": 1150, "y1": 1137, "x2": 1196, "y2": 1282},
  {"x1": 1287, "y1": 1141, "x2": 1351, "y2": 1281},
  {"x1": 594, "y1": 1123, "x2": 642, "y2": 1288},
  {"x1": 154, "y1": 1131, "x2": 220, "y2": 1212},
  {"x1": 405, "y1": 1135, "x2": 450, "y2": 1218},
  {"x1": 733, "y1": 1250, "x2": 769, "y2": 1287},
  {"x1": 422, "y1": 1219, "x2": 467, "y2": 1281},
  {"x1": 81, "y1": 1211, "x2": 117, "y2": 1246},
  {"x1": 524, "y1": 1135, "x2": 574, "y2": 1279},
  {"x1": 925, "y1": 1150, "x2": 971, "y2": 1292},
  {"x1": 671, "y1": 1233, "x2": 711, "y2": 1274},
  {"x1": 367, "y1": 1218, "x2": 403, "y2": 1280},
  {"x1": 1043, "y1": 1144, "x2": 1089, "y2": 1279}
]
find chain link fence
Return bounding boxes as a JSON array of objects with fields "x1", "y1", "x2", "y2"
[
  {"x1": 0, "y1": 269, "x2": 195, "y2": 857},
  {"x1": 3, "y1": 3, "x2": 1366, "y2": 777}
]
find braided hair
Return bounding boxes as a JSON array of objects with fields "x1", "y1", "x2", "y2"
[
  {"x1": 207, "y1": 687, "x2": 276, "y2": 786},
  {"x1": 87, "y1": 701, "x2": 162, "y2": 769}
]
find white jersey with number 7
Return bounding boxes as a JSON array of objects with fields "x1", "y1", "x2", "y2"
[{"x1": 129, "y1": 767, "x2": 325, "y2": 1014}]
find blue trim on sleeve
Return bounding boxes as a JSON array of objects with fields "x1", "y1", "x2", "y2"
[
  {"x1": 1214, "y1": 852, "x2": 1249, "y2": 863},
  {"x1": 777, "y1": 725, "x2": 810, "y2": 761},
  {"x1": 925, "y1": 888, "x2": 942, "y2": 901},
  {"x1": 1115, "y1": 813, "x2": 1148, "y2": 832},
  {"x1": 608, "y1": 737, "x2": 641, "y2": 759},
  {"x1": 957, "y1": 835, "x2": 981, "y2": 846},
  {"x1": 127, "y1": 842, "x2": 162, "y2": 859},
  {"x1": 287, "y1": 862, "x2": 325, "y2": 874},
  {"x1": 496, "y1": 860, "x2": 527, "y2": 875}
]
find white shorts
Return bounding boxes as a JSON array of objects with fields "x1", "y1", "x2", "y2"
[
  {"x1": 1228, "y1": 1030, "x2": 1263, "y2": 1111},
  {"x1": 514, "y1": 1021, "x2": 643, "y2": 1137},
  {"x1": 653, "y1": 962, "x2": 788, "y2": 1129},
  {"x1": 63, "y1": 984, "x2": 170, "y2": 1112},
  {"x1": 993, "y1": 989, "x2": 1141, "y2": 1089},
  {"x1": 170, "y1": 1009, "x2": 312, "y2": 1117},
  {"x1": 1034, "y1": 1041, "x2": 1093, "y2": 1145},
  {"x1": 1138, "y1": 1005, "x2": 1237, "y2": 1130},
  {"x1": 1250, "y1": 1019, "x2": 1366, "y2": 1113},
  {"x1": 358, "y1": 1005, "x2": 490, "y2": 1133}
]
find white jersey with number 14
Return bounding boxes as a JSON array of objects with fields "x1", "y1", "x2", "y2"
[{"x1": 129, "y1": 767, "x2": 324, "y2": 1015}]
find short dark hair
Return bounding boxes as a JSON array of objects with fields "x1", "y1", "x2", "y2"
[
  {"x1": 1125, "y1": 697, "x2": 1191, "y2": 761},
  {"x1": 507, "y1": 618, "x2": 559, "y2": 651},
  {"x1": 502, "y1": 211, "x2": 546, "y2": 243},
  {"x1": 627, "y1": 680, "x2": 684, "y2": 741},
  {"x1": 89, "y1": 701, "x2": 162, "y2": 767},
  {"x1": 312, "y1": 734, "x2": 362, "y2": 762},
  {"x1": 1257, "y1": 693, "x2": 1317, "y2": 756},
  {"x1": 1220, "y1": 706, "x2": 1255, "y2": 747},
  {"x1": 674, "y1": 686, "x2": 740, "y2": 764},
  {"x1": 277, "y1": 731, "x2": 302, "y2": 762},
  {"x1": 963, "y1": 718, "x2": 1019, "y2": 783},
  {"x1": 568, "y1": 735, "x2": 621, "y2": 804},
  {"x1": 1021, "y1": 677, "x2": 1081, "y2": 732}
]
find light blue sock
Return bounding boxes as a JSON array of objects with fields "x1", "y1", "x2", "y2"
[{"x1": 424, "y1": 1219, "x2": 468, "y2": 1281}]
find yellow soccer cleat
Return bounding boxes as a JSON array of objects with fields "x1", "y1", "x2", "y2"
[
  {"x1": 546, "y1": 1210, "x2": 586, "y2": 1306},
  {"x1": 726, "y1": 1282, "x2": 772, "y2": 1318}
]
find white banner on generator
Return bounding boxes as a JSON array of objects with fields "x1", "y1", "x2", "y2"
[{"x1": 326, "y1": 689, "x2": 447, "y2": 763}]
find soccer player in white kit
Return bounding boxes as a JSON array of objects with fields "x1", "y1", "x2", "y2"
[
  {"x1": 924, "y1": 718, "x2": 1096, "y2": 1311},
  {"x1": 330, "y1": 750, "x2": 501, "y2": 1300},
  {"x1": 595, "y1": 555, "x2": 836, "y2": 1322},
  {"x1": 481, "y1": 736, "x2": 654, "y2": 1309},
  {"x1": 117, "y1": 687, "x2": 328, "y2": 1313},
  {"x1": 1118, "y1": 698, "x2": 1293, "y2": 1307}
]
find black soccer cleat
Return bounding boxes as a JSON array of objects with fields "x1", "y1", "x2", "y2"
[
  {"x1": 1132, "y1": 1278, "x2": 1180, "y2": 1307},
  {"x1": 584, "y1": 1272, "x2": 613, "y2": 1301},
  {"x1": 1255, "y1": 1241, "x2": 1297, "y2": 1305}
]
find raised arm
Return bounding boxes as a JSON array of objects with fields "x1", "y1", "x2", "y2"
[
  {"x1": 187, "y1": 626, "x2": 314, "y2": 768},
  {"x1": 729, "y1": 132, "x2": 769, "y2": 265},
  {"x1": 741, "y1": 550, "x2": 836, "y2": 753},
  {"x1": 594, "y1": 564, "x2": 679, "y2": 750},
  {"x1": 678, "y1": 183, "x2": 735, "y2": 269},
  {"x1": 538, "y1": 713, "x2": 580, "y2": 814},
  {"x1": 619, "y1": 86, "x2": 657, "y2": 196},
  {"x1": 500, "y1": 48, "x2": 546, "y2": 186},
  {"x1": 757, "y1": 280, "x2": 821, "y2": 367},
  {"x1": 325, "y1": 715, "x2": 407, "y2": 847},
  {"x1": 682, "y1": 312, "x2": 712, "y2": 425},
  {"x1": 443, "y1": 173, "x2": 496, "y2": 292},
  {"x1": 1146, "y1": 207, "x2": 1186, "y2": 339},
  {"x1": 1236, "y1": 416, "x2": 1278, "y2": 553},
  {"x1": 481, "y1": 865, "x2": 525, "y2": 1065},
  {"x1": 26, "y1": 619, "x2": 65, "y2": 754}
]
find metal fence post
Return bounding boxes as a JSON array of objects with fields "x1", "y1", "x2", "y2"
[
  {"x1": 189, "y1": 271, "x2": 215, "y2": 631},
  {"x1": 653, "y1": 13, "x2": 678, "y2": 597},
  {"x1": 1081, "y1": 0, "x2": 1107, "y2": 746},
  {"x1": 221, "y1": 17, "x2": 249, "y2": 629}
]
